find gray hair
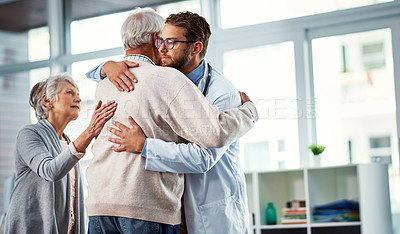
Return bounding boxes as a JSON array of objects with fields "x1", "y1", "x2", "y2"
[
  {"x1": 121, "y1": 7, "x2": 164, "y2": 50},
  {"x1": 29, "y1": 73, "x2": 78, "y2": 120}
]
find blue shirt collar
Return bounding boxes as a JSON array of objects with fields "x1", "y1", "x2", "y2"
[{"x1": 187, "y1": 60, "x2": 206, "y2": 86}]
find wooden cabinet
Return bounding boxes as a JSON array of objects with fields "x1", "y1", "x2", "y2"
[{"x1": 246, "y1": 164, "x2": 392, "y2": 234}]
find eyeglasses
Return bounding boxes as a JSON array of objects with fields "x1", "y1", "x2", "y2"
[{"x1": 155, "y1": 38, "x2": 195, "y2": 49}]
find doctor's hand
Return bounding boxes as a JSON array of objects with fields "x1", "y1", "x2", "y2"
[
  {"x1": 239, "y1": 91, "x2": 253, "y2": 104},
  {"x1": 108, "y1": 116, "x2": 147, "y2": 153},
  {"x1": 101, "y1": 60, "x2": 139, "y2": 92}
]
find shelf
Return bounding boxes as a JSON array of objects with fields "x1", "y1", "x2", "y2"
[
  {"x1": 258, "y1": 221, "x2": 361, "y2": 229},
  {"x1": 259, "y1": 224, "x2": 308, "y2": 229},
  {"x1": 310, "y1": 221, "x2": 361, "y2": 227},
  {"x1": 307, "y1": 166, "x2": 358, "y2": 210},
  {"x1": 257, "y1": 169, "x2": 305, "y2": 225},
  {"x1": 246, "y1": 164, "x2": 392, "y2": 234}
]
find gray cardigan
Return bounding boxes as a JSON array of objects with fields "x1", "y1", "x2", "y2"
[{"x1": 5, "y1": 119, "x2": 85, "y2": 234}]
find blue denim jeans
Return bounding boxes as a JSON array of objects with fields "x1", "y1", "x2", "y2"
[{"x1": 88, "y1": 216, "x2": 180, "y2": 234}]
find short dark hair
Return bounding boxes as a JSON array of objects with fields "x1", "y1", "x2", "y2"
[{"x1": 166, "y1": 11, "x2": 211, "y2": 60}]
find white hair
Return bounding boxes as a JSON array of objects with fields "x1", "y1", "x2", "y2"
[
  {"x1": 121, "y1": 7, "x2": 164, "y2": 50},
  {"x1": 29, "y1": 73, "x2": 78, "y2": 120}
]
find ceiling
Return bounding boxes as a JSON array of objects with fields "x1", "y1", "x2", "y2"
[{"x1": 0, "y1": 0, "x2": 182, "y2": 32}]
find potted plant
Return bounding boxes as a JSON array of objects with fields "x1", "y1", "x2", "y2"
[{"x1": 308, "y1": 144, "x2": 326, "y2": 167}]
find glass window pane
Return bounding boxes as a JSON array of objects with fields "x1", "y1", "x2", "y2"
[
  {"x1": 0, "y1": 30, "x2": 27, "y2": 66},
  {"x1": 71, "y1": 0, "x2": 200, "y2": 55},
  {"x1": 71, "y1": 12, "x2": 129, "y2": 54},
  {"x1": 312, "y1": 28, "x2": 400, "y2": 230},
  {"x1": 223, "y1": 42, "x2": 299, "y2": 171},
  {"x1": 312, "y1": 28, "x2": 396, "y2": 166},
  {"x1": 0, "y1": 28, "x2": 49, "y2": 66},
  {"x1": 155, "y1": 0, "x2": 201, "y2": 18},
  {"x1": 220, "y1": 0, "x2": 392, "y2": 29},
  {"x1": 71, "y1": 56, "x2": 121, "y2": 102},
  {"x1": 28, "y1": 27, "x2": 50, "y2": 62}
]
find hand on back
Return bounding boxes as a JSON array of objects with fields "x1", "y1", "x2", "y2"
[
  {"x1": 108, "y1": 116, "x2": 147, "y2": 153},
  {"x1": 102, "y1": 60, "x2": 139, "y2": 92},
  {"x1": 239, "y1": 91, "x2": 253, "y2": 104}
]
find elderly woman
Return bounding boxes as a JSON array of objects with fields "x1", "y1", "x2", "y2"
[{"x1": 4, "y1": 73, "x2": 117, "y2": 234}]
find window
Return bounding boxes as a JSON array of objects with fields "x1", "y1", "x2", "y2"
[
  {"x1": 219, "y1": 0, "x2": 392, "y2": 29},
  {"x1": 223, "y1": 42, "x2": 299, "y2": 170},
  {"x1": 1, "y1": 27, "x2": 48, "y2": 66},
  {"x1": 0, "y1": 30, "x2": 28, "y2": 66},
  {"x1": 369, "y1": 136, "x2": 392, "y2": 163},
  {"x1": 71, "y1": 12, "x2": 129, "y2": 54},
  {"x1": 243, "y1": 142, "x2": 269, "y2": 171},
  {"x1": 155, "y1": 0, "x2": 200, "y2": 18},
  {"x1": 362, "y1": 42, "x2": 386, "y2": 70},
  {"x1": 278, "y1": 140, "x2": 285, "y2": 152},
  {"x1": 71, "y1": 0, "x2": 201, "y2": 55},
  {"x1": 311, "y1": 28, "x2": 396, "y2": 166},
  {"x1": 370, "y1": 136, "x2": 391, "y2": 148},
  {"x1": 28, "y1": 27, "x2": 50, "y2": 62}
]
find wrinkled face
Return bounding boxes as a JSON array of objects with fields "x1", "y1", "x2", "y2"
[
  {"x1": 50, "y1": 81, "x2": 81, "y2": 121},
  {"x1": 158, "y1": 23, "x2": 192, "y2": 72}
]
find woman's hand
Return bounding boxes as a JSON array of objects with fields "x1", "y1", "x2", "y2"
[
  {"x1": 73, "y1": 100, "x2": 117, "y2": 154},
  {"x1": 86, "y1": 100, "x2": 118, "y2": 138}
]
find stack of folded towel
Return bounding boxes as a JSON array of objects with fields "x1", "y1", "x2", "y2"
[{"x1": 313, "y1": 199, "x2": 359, "y2": 223}]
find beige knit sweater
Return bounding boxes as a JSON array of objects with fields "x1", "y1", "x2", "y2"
[{"x1": 86, "y1": 59, "x2": 258, "y2": 225}]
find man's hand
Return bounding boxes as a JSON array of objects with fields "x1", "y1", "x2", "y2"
[
  {"x1": 108, "y1": 116, "x2": 147, "y2": 153},
  {"x1": 239, "y1": 91, "x2": 253, "y2": 104},
  {"x1": 101, "y1": 60, "x2": 139, "y2": 92}
]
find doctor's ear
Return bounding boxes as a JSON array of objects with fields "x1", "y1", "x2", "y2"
[{"x1": 192, "y1": 41, "x2": 203, "y2": 56}]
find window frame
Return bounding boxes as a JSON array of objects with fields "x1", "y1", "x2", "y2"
[{"x1": 208, "y1": 0, "x2": 400, "y2": 168}]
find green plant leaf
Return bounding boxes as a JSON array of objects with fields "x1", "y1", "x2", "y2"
[{"x1": 308, "y1": 144, "x2": 326, "y2": 156}]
